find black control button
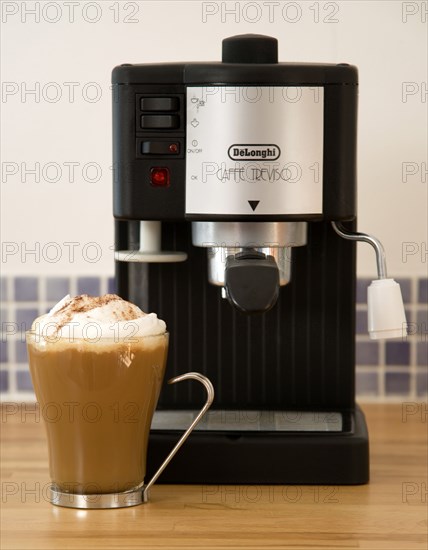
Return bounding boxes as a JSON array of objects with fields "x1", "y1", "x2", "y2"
[
  {"x1": 142, "y1": 141, "x2": 180, "y2": 155},
  {"x1": 140, "y1": 97, "x2": 179, "y2": 111},
  {"x1": 141, "y1": 115, "x2": 179, "y2": 129}
]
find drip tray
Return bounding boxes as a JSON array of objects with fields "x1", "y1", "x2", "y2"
[
  {"x1": 151, "y1": 409, "x2": 343, "y2": 432},
  {"x1": 147, "y1": 406, "x2": 368, "y2": 483}
]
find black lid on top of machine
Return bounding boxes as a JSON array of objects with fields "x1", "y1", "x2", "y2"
[
  {"x1": 222, "y1": 34, "x2": 278, "y2": 64},
  {"x1": 112, "y1": 34, "x2": 358, "y2": 86}
]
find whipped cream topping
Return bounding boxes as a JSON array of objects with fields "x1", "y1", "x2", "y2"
[{"x1": 32, "y1": 294, "x2": 166, "y2": 341}]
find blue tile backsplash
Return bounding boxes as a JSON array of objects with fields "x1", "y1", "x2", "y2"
[
  {"x1": 77, "y1": 277, "x2": 101, "y2": 296},
  {"x1": 46, "y1": 277, "x2": 70, "y2": 301},
  {"x1": 417, "y1": 342, "x2": 427, "y2": 367},
  {"x1": 15, "y1": 340, "x2": 28, "y2": 364},
  {"x1": 15, "y1": 308, "x2": 39, "y2": 331},
  {"x1": 419, "y1": 278, "x2": 427, "y2": 304},
  {"x1": 0, "y1": 341, "x2": 8, "y2": 363},
  {"x1": 0, "y1": 370, "x2": 8, "y2": 392},
  {"x1": 356, "y1": 341, "x2": 379, "y2": 366},
  {"x1": 14, "y1": 277, "x2": 39, "y2": 302},
  {"x1": 0, "y1": 278, "x2": 7, "y2": 302},
  {"x1": 0, "y1": 275, "x2": 427, "y2": 401},
  {"x1": 385, "y1": 372, "x2": 410, "y2": 395},
  {"x1": 107, "y1": 277, "x2": 116, "y2": 295},
  {"x1": 355, "y1": 310, "x2": 368, "y2": 335},
  {"x1": 416, "y1": 370, "x2": 427, "y2": 396},
  {"x1": 385, "y1": 341, "x2": 410, "y2": 366},
  {"x1": 16, "y1": 370, "x2": 33, "y2": 392}
]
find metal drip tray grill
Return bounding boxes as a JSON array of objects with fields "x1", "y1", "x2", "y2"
[{"x1": 151, "y1": 410, "x2": 343, "y2": 433}]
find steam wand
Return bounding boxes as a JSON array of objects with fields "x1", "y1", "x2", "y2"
[{"x1": 332, "y1": 222, "x2": 407, "y2": 340}]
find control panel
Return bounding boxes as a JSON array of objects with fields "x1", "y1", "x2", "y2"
[
  {"x1": 135, "y1": 94, "x2": 185, "y2": 163},
  {"x1": 113, "y1": 59, "x2": 357, "y2": 221},
  {"x1": 185, "y1": 86, "x2": 324, "y2": 216}
]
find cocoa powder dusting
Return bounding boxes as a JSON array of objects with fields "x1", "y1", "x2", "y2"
[{"x1": 53, "y1": 294, "x2": 143, "y2": 332}]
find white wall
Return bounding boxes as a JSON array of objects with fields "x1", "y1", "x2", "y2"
[{"x1": 1, "y1": 1, "x2": 427, "y2": 277}]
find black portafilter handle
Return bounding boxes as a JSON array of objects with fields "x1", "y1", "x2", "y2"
[
  {"x1": 224, "y1": 251, "x2": 280, "y2": 314},
  {"x1": 222, "y1": 34, "x2": 278, "y2": 64}
]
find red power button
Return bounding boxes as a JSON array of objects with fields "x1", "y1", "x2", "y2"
[{"x1": 150, "y1": 167, "x2": 170, "y2": 187}]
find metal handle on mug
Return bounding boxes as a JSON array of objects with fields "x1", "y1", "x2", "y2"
[{"x1": 142, "y1": 372, "x2": 214, "y2": 502}]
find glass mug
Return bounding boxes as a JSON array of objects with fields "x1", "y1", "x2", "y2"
[{"x1": 26, "y1": 331, "x2": 213, "y2": 509}]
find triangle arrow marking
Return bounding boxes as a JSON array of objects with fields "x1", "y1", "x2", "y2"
[{"x1": 248, "y1": 200, "x2": 260, "y2": 212}]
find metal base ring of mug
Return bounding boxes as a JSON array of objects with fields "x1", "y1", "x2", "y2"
[{"x1": 49, "y1": 484, "x2": 148, "y2": 509}]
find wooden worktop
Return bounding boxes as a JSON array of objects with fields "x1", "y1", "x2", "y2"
[{"x1": 1, "y1": 404, "x2": 427, "y2": 550}]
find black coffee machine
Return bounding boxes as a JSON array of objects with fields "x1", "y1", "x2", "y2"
[{"x1": 112, "y1": 35, "x2": 406, "y2": 484}]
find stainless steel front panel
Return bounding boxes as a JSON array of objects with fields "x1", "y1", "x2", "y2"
[{"x1": 186, "y1": 86, "x2": 324, "y2": 216}]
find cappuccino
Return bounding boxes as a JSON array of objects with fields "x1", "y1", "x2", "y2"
[{"x1": 27, "y1": 294, "x2": 168, "y2": 494}]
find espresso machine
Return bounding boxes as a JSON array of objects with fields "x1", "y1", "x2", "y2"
[{"x1": 112, "y1": 35, "x2": 407, "y2": 484}]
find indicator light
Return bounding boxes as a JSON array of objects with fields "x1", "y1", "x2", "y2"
[
  {"x1": 150, "y1": 167, "x2": 170, "y2": 187},
  {"x1": 169, "y1": 143, "x2": 179, "y2": 154}
]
